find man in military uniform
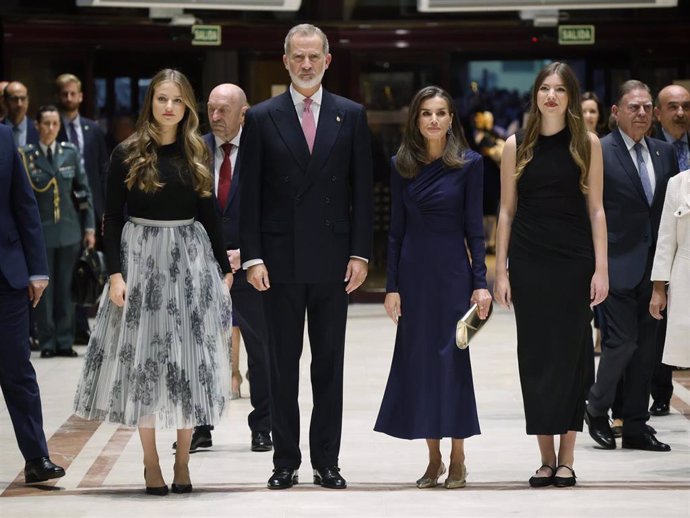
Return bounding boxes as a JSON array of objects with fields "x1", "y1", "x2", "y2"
[{"x1": 20, "y1": 105, "x2": 95, "y2": 357}]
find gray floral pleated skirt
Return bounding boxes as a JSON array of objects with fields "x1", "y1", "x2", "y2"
[{"x1": 74, "y1": 217, "x2": 232, "y2": 429}]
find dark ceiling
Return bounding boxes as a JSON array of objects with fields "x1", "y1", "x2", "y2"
[{"x1": 2, "y1": 0, "x2": 689, "y2": 29}]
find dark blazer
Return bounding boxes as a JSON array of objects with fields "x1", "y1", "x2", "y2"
[
  {"x1": 58, "y1": 116, "x2": 109, "y2": 220},
  {"x1": 652, "y1": 127, "x2": 688, "y2": 167},
  {"x1": 602, "y1": 128, "x2": 679, "y2": 290},
  {"x1": 1, "y1": 116, "x2": 39, "y2": 147},
  {"x1": 0, "y1": 125, "x2": 48, "y2": 289},
  {"x1": 240, "y1": 90, "x2": 373, "y2": 283},
  {"x1": 203, "y1": 132, "x2": 241, "y2": 250},
  {"x1": 20, "y1": 141, "x2": 95, "y2": 248}
]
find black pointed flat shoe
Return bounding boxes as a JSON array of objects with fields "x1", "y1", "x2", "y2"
[
  {"x1": 528, "y1": 464, "x2": 555, "y2": 488},
  {"x1": 553, "y1": 465, "x2": 576, "y2": 487}
]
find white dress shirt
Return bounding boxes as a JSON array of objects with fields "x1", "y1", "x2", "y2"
[{"x1": 619, "y1": 130, "x2": 656, "y2": 194}]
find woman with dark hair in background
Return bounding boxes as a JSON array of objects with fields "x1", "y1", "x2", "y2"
[
  {"x1": 582, "y1": 91, "x2": 609, "y2": 137},
  {"x1": 495, "y1": 63, "x2": 608, "y2": 487},
  {"x1": 375, "y1": 86, "x2": 492, "y2": 489},
  {"x1": 74, "y1": 69, "x2": 233, "y2": 495}
]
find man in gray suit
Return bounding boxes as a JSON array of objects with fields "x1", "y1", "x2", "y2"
[{"x1": 585, "y1": 80, "x2": 678, "y2": 452}]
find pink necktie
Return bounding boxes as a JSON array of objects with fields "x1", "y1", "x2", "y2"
[
  {"x1": 302, "y1": 97, "x2": 316, "y2": 153},
  {"x1": 217, "y1": 142, "x2": 233, "y2": 209}
]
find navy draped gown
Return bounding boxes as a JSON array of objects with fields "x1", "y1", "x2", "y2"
[{"x1": 375, "y1": 150, "x2": 486, "y2": 439}]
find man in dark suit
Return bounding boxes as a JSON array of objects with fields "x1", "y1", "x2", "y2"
[
  {"x1": 2, "y1": 81, "x2": 39, "y2": 147},
  {"x1": 174, "y1": 83, "x2": 273, "y2": 454},
  {"x1": 586, "y1": 80, "x2": 678, "y2": 452},
  {"x1": 55, "y1": 73, "x2": 109, "y2": 345},
  {"x1": 0, "y1": 123, "x2": 66, "y2": 484},
  {"x1": 648, "y1": 84, "x2": 690, "y2": 417},
  {"x1": 240, "y1": 24, "x2": 373, "y2": 490}
]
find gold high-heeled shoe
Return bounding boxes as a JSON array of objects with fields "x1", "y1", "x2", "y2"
[
  {"x1": 416, "y1": 462, "x2": 446, "y2": 489},
  {"x1": 444, "y1": 463, "x2": 467, "y2": 489}
]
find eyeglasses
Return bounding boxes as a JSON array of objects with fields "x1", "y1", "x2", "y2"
[
  {"x1": 624, "y1": 103, "x2": 653, "y2": 114},
  {"x1": 7, "y1": 95, "x2": 28, "y2": 102}
]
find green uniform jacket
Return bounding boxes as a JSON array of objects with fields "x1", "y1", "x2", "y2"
[{"x1": 20, "y1": 141, "x2": 95, "y2": 248}]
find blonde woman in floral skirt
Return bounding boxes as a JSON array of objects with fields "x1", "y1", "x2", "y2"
[{"x1": 74, "y1": 69, "x2": 233, "y2": 495}]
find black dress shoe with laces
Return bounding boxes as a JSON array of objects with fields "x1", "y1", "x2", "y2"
[
  {"x1": 622, "y1": 432, "x2": 671, "y2": 452},
  {"x1": 251, "y1": 431, "x2": 273, "y2": 452},
  {"x1": 649, "y1": 400, "x2": 670, "y2": 416},
  {"x1": 585, "y1": 407, "x2": 615, "y2": 449},
  {"x1": 267, "y1": 468, "x2": 298, "y2": 489},
  {"x1": 172, "y1": 428, "x2": 212, "y2": 451},
  {"x1": 24, "y1": 457, "x2": 65, "y2": 483},
  {"x1": 313, "y1": 466, "x2": 347, "y2": 489}
]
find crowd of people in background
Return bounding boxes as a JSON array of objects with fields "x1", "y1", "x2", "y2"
[{"x1": 0, "y1": 22, "x2": 688, "y2": 495}]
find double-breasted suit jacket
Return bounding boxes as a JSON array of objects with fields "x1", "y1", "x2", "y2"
[
  {"x1": 203, "y1": 131, "x2": 271, "y2": 434},
  {"x1": 0, "y1": 124, "x2": 51, "y2": 461},
  {"x1": 240, "y1": 90, "x2": 373, "y2": 282}
]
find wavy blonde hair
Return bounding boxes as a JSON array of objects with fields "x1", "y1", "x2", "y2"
[
  {"x1": 516, "y1": 62, "x2": 591, "y2": 193},
  {"x1": 123, "y1": 69, "x2": 211, "y2": 196}
]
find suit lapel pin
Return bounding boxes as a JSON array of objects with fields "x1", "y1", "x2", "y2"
[
  {"x1": 655, "y1": 150, "x2": 660, "y2": 156},
  {"x1": 336, "y1": 115, "x2": 341, "y2": 123}
]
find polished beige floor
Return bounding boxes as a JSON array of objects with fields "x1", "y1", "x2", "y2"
[{"x1": 1, "y1": 304, "x2": 689, "y2": 517}]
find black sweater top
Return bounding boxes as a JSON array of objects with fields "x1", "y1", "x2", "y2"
[{"x1": 103, "y1": 140, "x2": 231, "y2": 276}]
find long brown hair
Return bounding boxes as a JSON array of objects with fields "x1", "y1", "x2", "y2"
[
  {"x1": 516, "y1": 62, "x2": 591, "y2": 193},
  {"x1": 396, "y1": 86, "x2": 469, "y2": 179},
  {"x1": 123, "y1": 68, "x2": 212, "y2": 196}
]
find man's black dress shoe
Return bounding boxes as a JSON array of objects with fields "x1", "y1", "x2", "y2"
[
  {"x1": 650, "y1": 400, "x2": 670, "y2": 416},
  {"x1": 313, "y1": 466, "x2": 347, "y2": 489},
  {"x1": 267, "y1": 468, "x2": 298, "y2": 489},
  {"x1": 251, "y1": 431, "x2": 273, "y2": 452},
  {"x1": 172, "y1": 428, "x2": 212, "y2": 452},
  {"x1": 40, "y1": 350, "x2": 55, "y2": 358},
  {"x1": 585, "y1": 408, "x2": 616, "y2": 449},
  {"x1": 56, "y1": 348, "x2": 79, "y2": 357},
  {"x1": 622, "y1": 432, "x2": 671, "y2": 452},
  {"x1": 25, "y1": 457, "x2": 65, "y2": 483}
]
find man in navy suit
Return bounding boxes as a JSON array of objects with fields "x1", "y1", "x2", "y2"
[
  {"x1": 55, "y1": 73, "x2": 109, "y2": 344},
  {"x1": 0, "y1": 124, "x2": 65, "y2": 483},
  {"x1": 241, "y1": 23, "x2": 373, "y2": 490},
  {"x1": 586, "y1": 80, "x2": 678, "y2": 452},
  {"x1": 174, "y1": 83, "x2": 273, "y2": 454},
  {"x1": 648, "y1": 84, "x2": 690, "y2": 417},
  {"x1": 2, "y1": 81, "x2": 39, "y2": 147}
]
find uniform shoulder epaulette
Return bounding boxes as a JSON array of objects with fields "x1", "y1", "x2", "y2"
[{"x1": 59, "y1": 141, "x2": 77, "y2": 151}]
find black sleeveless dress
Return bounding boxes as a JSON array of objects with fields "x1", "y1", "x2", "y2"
[{"x1": 509, "y1": 127, "x2": 594, "y2": 435}]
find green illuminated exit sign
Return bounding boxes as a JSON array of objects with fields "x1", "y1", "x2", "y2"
[
  {"x1": 192, "y1": 25, "x2": 222, "y2": 46},
  {"x1": 558, "y1": 25, "x2": 595, "y2": 45}
]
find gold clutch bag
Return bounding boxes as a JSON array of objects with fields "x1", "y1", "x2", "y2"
[{"x1": 456, "y1": 303, "x2": 493, "y2": 349}]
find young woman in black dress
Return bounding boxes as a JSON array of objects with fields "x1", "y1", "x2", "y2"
[{"x1": 494, "y1": 63, "x2": 608, "y2": 488}]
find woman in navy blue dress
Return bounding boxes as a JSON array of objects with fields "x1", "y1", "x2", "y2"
[{"x1": 375, "y1": 86, "x2": 492, "y2": 489}]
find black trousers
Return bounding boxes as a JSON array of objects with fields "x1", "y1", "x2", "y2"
[
  {"x1": 588, "y1": 270, "x2": 659, "y2": 436},
  {"x1": 0, "y1": 270, "x2": 49, "y2": 461},
  {"x1": 650, "y1": 315, "x2": 674, "y2": 405},
  {"x1": 263, "y1": 281, "x2": 348, "y2": 470},
  {"x1": 232, "y1": 272, "x2": 271, "y2": 433}
]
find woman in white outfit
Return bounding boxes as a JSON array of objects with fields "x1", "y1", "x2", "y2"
[{"x1": 649, "y1": 168, "x2": 690, "y2": 368}]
